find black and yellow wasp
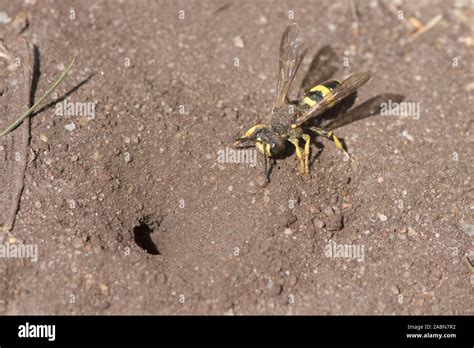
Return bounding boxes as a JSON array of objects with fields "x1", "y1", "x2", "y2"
[{"x1": 234, "y1": 23, "x2": 403, "y2": 179}]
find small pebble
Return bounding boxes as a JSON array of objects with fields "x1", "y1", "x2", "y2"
[
  {"x1": 308, "y1": 204, "x2": 321, "y2": 214},
  {"x1": 378, "y1": 213, "x2": 388, "y2": 222},
  {"x1": 72, "y1": 237, "x2": 83, "y2": 249},
  {"x1": 68, "y1": 199, "x2": 76, "y2": 209},
  {"x1": 289, "y1": 274, "x2": 298, "y2": 286},
  {"x1": 64, "y1": 122, "x2": 76, "y2": 132},
  {"x1": 233, "y1": 36, "x2": 244, "y2": 48},
  {"x1": 124, "y1": 152, "x2": 132, "y2": 163},
  {"x1": 283, "y1": 228, "x2": 293, "y2": 235},
  {"x1": 341, "y1": 203, "x2": 352, "y2": 210},
  {"x1": 0, "y1": 12, "x2": 11, "y2": 24},
  {"x1": 256, "y1": 174, "x2": 269, "y2": 188},
  {"x1": 407, "y1": 227, "x2": 417, "y2": 240},
  {"x1": 284, "y1": 213, "x2": 297, "y2": 227},
  {"x1": 99, "y1": 283, "x2": 109, "y2": 295},
  {"x1": 430, "y1": 268, "x2": 442, "y2": 281},
  {"x1": 390, "y1": 285, "x2": 400, "y2": 294},
  {"x1": 326, "y1": 214, "x2": 343, "y2": 231},
  {"x1": 266, "y1": 281, "x2": 282, "y2": 297},
  {"x1": 256, "y1": 15, "x2": 268, "y2": 25},
  {"x1": 465, "y1": 82, "x2": 474, "y2": 92},
  {"x1": 323, "y1": 206, "x2": 335, "y2": 216},
  {"x1": 312, "y1": 218, "x2": 325, "y2": 229}
]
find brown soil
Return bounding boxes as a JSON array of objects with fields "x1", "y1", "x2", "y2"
[{"x1": 0, "y1": 0, "x2": 473, "y2": 314}]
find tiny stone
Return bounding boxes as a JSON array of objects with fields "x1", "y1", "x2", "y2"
[
  {"x1": 390, "y1": 285, "x2": 400, "y2": 294},
  {"x1": 98, "y1": 301, "x2": 111, "y2": 310},
  {"x1": 131, "y1": 135, "x2": 140, "y2": 144},
  {"x1": 326, "y1": 214, "x2": 343, "y2": 231},
  {"x1": 99, "y1": 283, "x2": 109, "y2": 295},
  {"x1": 257, "y1": 15, "x2": 268, "y2": 25},
  {"x1": 284, "y1": 213, "x2": 297, "y2": 227},
  {"x1": 399, "y1": 227, "x2": 408, "y2": 234},
  {"x1": 407, "y1": 227, "x2": 417, "y2": 240},
  {"x1": 233, "y1": 36, "x2": 245, "y2": 48},
  {"x1": 430, "y1": 268, "x2": 442, "y2": 280},
  {"x1": 283, "y1": 228, "x2": 293, "y2": 235},
  {"x1": 266, "y1": 281, "x2": 282, "y2": 296},
  {"x1": 308, "y1": 204, "x2": 321, "y2": 214},
  {"x1": 208, "y1": 174, "x2": 217, "y2": 184},
  {"x1": 72, "y1": 237, "x2": 83, "y2": 249},
  {"x1": 123, "y1": 136, "x2": 131, "y2": 144},
  {"x1": 312, "y1": 218, "x2": 325, "y2": 229},
  {"x1": 138, "y1": 124, "x2": 145, "y2": 131},
  {"x1": 289, "y1": 274, "x2": 298, "y2": 286},
  {"x1": 68, "y1": 199, "x2": 76, "y2": 209},
  {"x1": 255, "y1": 174, "x2": 269, "y2": 188},
  {"x1": 124, "y1": 152, "x2": 132, "y2": 163},
  {"x1": 64, "y1": 122, "x2": 76, "y2": 132},
  {"x1": 465, "y1": 82, "x2": 474, "y2": 92},
  {"x1": 378, "y1": 213, "x2": 388, "y2": 222},
  {"x1": 71, "y1": 155, "x2": 78, "y2": 162},
  {"x1": 39, "y1": 134, "x2": 48, "y2": 143},
  {"x1": 263, "y1": 194, "x2": 270, "y2": 204},
  {"x1": 0, "y1": 12, "x2": 11, "y2": 24},
  {"x1": 323, "y1": 206, "x2": 335, "y2": 216},
  {"x1": 341, "y1": 203, "x2": 352, "y2": 210}
]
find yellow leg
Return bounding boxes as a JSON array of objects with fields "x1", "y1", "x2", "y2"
[
  {"x1": 310, "y1": 127, "x2": 352, "y2": 161},
  {"x1": 302, "y1": 134, "x2": 311, "y2": 175},
  {"x1": 289, "y1": 138, "x2": 305, "y2": 174}
]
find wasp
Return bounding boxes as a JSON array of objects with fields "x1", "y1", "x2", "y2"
[{"x1": 234, "y1": 23, "x2": 403, "y2": 180}]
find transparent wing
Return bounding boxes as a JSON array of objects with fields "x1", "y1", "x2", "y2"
[
  {"x1": 324, "y1": 93, "x2": 405, "y2": 130},
  {"x1": 293, "y1": 72, "x2": 371, "y2": 126},
  {"x1": 274, "y1": 23, "x2": 307, "y2": 108}
]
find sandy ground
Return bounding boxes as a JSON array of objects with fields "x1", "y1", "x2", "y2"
[{"x1": 0, "y1": 0, "x2": 473, "y2": 314}]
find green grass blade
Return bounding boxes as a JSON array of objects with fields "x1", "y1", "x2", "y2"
[{"x1": 0, "y1": 58, "x2": 75, "y2": 139}]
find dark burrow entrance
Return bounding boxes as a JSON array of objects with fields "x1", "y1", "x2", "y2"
[{"x1": 133, "y1": 220, "x2": 160, "y2": 255}]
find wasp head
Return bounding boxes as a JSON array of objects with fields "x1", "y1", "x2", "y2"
[{"x1": 234, "y1": 124, "x2": 286, "y2": 157}]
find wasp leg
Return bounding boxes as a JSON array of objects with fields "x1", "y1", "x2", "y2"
[
  {"x1": 263, "y1": 152, "x2": 270, "y2": 180},
  {"x1": 301, "y1": 133, "x2": 311, "y2": 175},
  {"x1": 309, "y1": 126, "x2": 352, "y2": 161},
  {"x1": 288, "y1": 138, "x2": 306, "y2": 175}
]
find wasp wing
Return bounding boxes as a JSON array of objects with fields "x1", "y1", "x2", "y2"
[
  {"x1": 299, "y1": 45, "x2": 339, "y2": 96},
  {"x1": 293, "y1": 72, "x2": 371, "y2": 127},
  {"x1": 274, "y1": 23, "x2": 307, "y2": 108},
  {"x1": 324, "y1": 93, "x2": 405, "y2": 130}
]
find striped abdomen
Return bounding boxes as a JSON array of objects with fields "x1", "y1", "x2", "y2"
[{"x1": 301, "y1": 80, "x2": 340, "y2": 109}]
